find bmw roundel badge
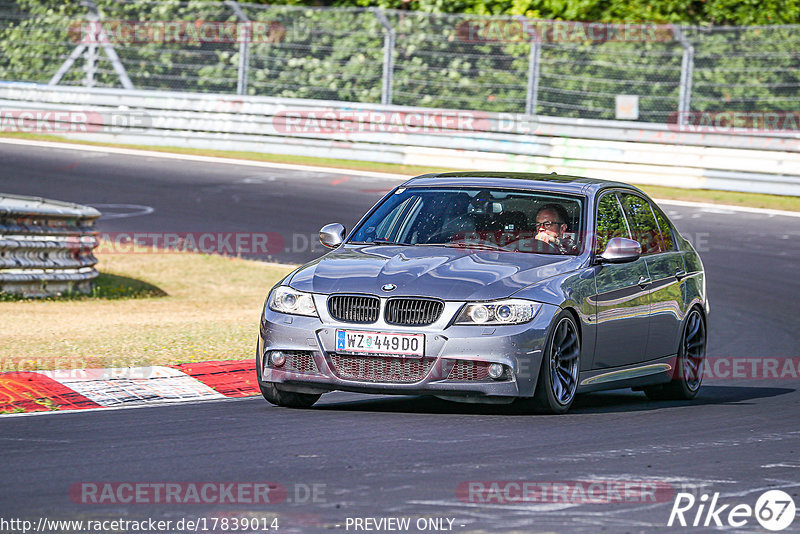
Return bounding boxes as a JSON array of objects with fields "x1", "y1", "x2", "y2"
[{"x1": 382, "y1": 283, "x2": 397, "y2": 292}]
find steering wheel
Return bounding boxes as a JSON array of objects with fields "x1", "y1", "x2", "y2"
[{"x1": 529, "y1": 237, "x2": 560, "y2": 254}]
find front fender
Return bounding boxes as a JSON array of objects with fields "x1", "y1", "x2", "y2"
[{"x1": 512, "y1": 266, "x2": 597, "y2": 374}]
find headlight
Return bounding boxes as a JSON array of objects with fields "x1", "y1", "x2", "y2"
[
  {"x1": 455, "y1": 299, "x2": 541, "y2": 325},
  {"x1": 268, "y1": 286, "x2": 318, "y2": 317}
]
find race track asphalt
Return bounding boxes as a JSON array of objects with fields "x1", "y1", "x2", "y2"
[{"x1": 1, "y1": 141, "x2": 799, "y2": 532}]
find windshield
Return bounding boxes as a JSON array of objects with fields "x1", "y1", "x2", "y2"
[{"x1": 349, "y1": 187, "x2": 584, "y2": 255}]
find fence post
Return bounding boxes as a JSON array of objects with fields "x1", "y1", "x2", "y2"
[
  {"x1": 50, "y1": 0, "x2": 134, "y2": 89},
  {"x1": 675, "y1": 27, "x2": 694, "y2": 124},
  {"x1": 48, "y1": 43, "x2": 87, "y2": 86},
  {"x1": 226, "y1": 0, "x2": 250, "y2": 96},
  {"x1": 525, "y1": 41, "x2": 541, "y2": 116},
  {"x1": 372, "y1": 8, "x2": 395, "y2": 106},
  {"x1": 517, "y1": 16, "x2": 540, "y2": 116},
  {"x1": 83, "y1": 21, "x2": 97, "y2": 88}
]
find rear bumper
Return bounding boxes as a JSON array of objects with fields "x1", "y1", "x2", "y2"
[{"x1": 257, "y1": 305, "x2": 557, "y2": 400}]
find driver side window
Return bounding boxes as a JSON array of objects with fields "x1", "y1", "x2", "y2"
[{"x1": 595, "y1": 193, "x2": 630, "y2": 254}]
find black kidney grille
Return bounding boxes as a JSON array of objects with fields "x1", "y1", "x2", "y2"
[
  {"x1": 385, "y1": 298, "x2": 444, "y2": 326},
  {"x1": 328, "y1": 295, "x2": 380, "y2": 323}
]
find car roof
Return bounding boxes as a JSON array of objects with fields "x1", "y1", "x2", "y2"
[{"x1": 402, "y1": 171, "x2": 643, "y2": 197}]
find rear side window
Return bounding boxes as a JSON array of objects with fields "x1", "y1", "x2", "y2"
[
  {"x1": 595, "y1": 193, "x2": 630, "y2": 254},
  {"x1": 652, "y1": 205, "x2": 675, "y2": 251},
  {"x1": 619, "y1": 193, "x2": 663, "y2": 255}
]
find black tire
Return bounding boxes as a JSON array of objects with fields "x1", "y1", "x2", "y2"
[
  {"x1": 258, "y1": 381, "x2": 321, "y2": 409},
  {"x1": 518, "y1": 311, "x2": 581, "y2": 414},
  {"x1": 256, "y1": 344, "x2": 321, "y2": 408},
  {"x1": 644, "y1": 308, "x2": 706, "y2": 401}
]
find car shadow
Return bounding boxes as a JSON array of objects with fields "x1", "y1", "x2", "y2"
[
  {"x1": 570, "y1": 384, "x2": 795, "y2": 414},
  {"x1": 315, "y1": 394, "x2": 525, "y2": 415},
  {"x1": 313, "y1": 385, "x2": 795, "y2": 416}
]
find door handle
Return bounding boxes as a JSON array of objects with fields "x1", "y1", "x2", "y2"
[
  {"x1": 637, "y1": 276, "x2": 651, "y2": 288},
  {"x1": 675, "y1": 269, "x2": 688, "y2": 280}
]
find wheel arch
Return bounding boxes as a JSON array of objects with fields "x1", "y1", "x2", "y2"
[
  {"x1": 678, "y1": 302, "x2": 707, "y2": 352},
  {"x1": 561, "y1": 305, "x2": 582, "y2": 340}
]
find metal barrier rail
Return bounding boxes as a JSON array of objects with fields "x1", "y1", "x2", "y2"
[
  {"x1": 0, "y1": 194, "x2": 100, "y2": 297},
  {"x1": 1, "y1": 83, "x2": 799, "y2": 196}
]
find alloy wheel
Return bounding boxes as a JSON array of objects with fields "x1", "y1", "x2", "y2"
[
  {"x1": 682, "y1": 309, "x2": 706, "y2": 391},
  {"x1": 549, "y1": 317, "x2": 580, "y2": 405}
]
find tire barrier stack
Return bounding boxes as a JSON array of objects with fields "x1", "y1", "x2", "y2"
[{"x1": 0, "y1": 194, "x2": 100, "y2": 297}]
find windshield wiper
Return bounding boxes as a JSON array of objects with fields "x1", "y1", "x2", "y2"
[
  {"x1": 352, "y1": 240, "x2": 505, "y2": 251},
  {"x1": 351, "y1": 240, "x2": 412, "y2": 246},
  {"x1": 424, "y1": 242, "x2": 505, "y2": 251}
]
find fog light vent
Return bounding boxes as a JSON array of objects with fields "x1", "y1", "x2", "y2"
[
  {"x1": 267, "y1": 350, "x2": 319, "y2": 375},
  {"x1": 446, "y1": 360, "x2": 490, "y2": 381}
]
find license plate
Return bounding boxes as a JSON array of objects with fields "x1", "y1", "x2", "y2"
[{"x1": 336, "y1": 330, "x2": 425, "y2": 357}]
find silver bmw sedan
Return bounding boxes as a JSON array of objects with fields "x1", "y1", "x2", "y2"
[{"x1": 257, "y1": 172, "x2": 708, "y2": 414}]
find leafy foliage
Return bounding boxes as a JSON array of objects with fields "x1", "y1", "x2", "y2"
[
  {"x1": 0, "y1": 0, "x2": 797, "y2": 123},
  {"x1": 342, "y1": 0, "x2": 799, "y2": 24}
]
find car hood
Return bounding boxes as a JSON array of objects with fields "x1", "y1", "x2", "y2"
[{"x1": 288, "y1": 245, "x2": 583, "y2": 300}]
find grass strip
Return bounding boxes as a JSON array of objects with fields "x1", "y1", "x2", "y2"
[{"x1": 0, "y1": 247, "x2": 294, "y2": 372}]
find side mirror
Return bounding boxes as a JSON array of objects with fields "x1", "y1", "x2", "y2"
[
  {"x1": 319, "y1": 223, "x2": 345, "y2": 248},
  {"x1": 598, "y1": 237, "x2": 641, "y2": 264}
]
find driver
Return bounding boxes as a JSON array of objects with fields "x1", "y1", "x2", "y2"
[{"x1": 534, "y1": 203, "x2": 577, "y2": 254}]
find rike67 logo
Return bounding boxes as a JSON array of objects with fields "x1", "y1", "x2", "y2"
[{"x1": 668, "y1": 489, "x2": 796, "y2": 531}]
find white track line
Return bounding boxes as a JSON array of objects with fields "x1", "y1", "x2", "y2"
[
  {"x1": 2, "y1": 137, "x2": 798, "y2": 218},
  {"x1": 0, "y1": 137, "x2": 408, "y2": 180}
]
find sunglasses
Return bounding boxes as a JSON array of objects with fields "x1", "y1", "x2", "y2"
[{"x1": 535, "y1": 220, "x2": 564, "y2": 229}]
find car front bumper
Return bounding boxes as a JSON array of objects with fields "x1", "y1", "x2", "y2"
[{"x1": 257, "y1": 303, "x2": 558, "y2": 400}]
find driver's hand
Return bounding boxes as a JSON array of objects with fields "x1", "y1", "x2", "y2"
[{"x1": 535, "y1": 231, "x2": 556, "y2": 244}]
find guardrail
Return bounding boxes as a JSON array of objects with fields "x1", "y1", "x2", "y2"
[
  {"x1": 1, "y1": 82, "x2": 799, "y2": 196},
  {"x1": 0, "y1": 194, "x2": 100, "y2": 297}
]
